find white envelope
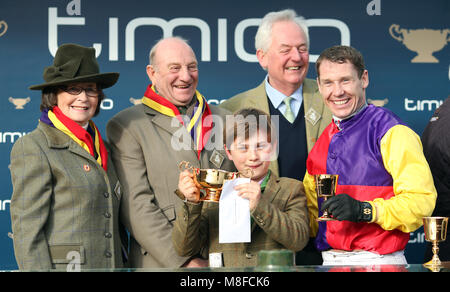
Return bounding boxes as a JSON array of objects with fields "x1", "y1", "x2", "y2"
[{"x1": 219, "y1": 177, "x2": 251, "y2": 243}]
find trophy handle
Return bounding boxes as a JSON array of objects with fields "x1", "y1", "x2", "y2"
[
  {"x1": 389, "y1": 24, "x2": 404, "y2": 42},
  {"x1": 178, "y1": 161, "x2": 202, "y2": 200},
  {"x1": 445, "y1": 29, "x2": 450, "y2": 42},
  {"x1": 0, "y1": 21, "x2": 7, "y2": 37},
  {"x1": 237, "y1": 168, "x2": 254, "y2": 179},
  {"x1": 178, "y1": 161, "x2": 194, "y2": 172}
]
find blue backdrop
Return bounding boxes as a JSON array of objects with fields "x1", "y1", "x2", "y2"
[{"x1": 0, "y1": 0, "x2": 448, "y2": 269}]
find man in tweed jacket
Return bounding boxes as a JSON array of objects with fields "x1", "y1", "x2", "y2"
[
  {"x1": 107, "y1": 37, "x2": 235, "y2": 268},
  {"x1": 220, "y1": 9, "x2": 332, "y2": 178},
  {"x1": 220, "y1": 9, "x2": 331, "y2": 265}
]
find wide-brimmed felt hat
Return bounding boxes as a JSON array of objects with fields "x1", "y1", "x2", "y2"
[{"x1": 29, "y1": 43, "x2": 119, "y2": 90}]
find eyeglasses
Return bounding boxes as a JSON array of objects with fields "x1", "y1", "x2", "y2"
[{"x1": 60, "y1": 86, "x2": 101, "y2": 97}]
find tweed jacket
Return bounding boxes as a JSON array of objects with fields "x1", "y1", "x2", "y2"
[
  {"x1": 106, "y1": 103, "x2": 236, "y2": 268},
  {"x1": 220, "y1": 78, "x2": 332, "y2": 177},
  {"x1": 10, "y1": 122, "x2": 125, "y2": 271},
  {"x1": 172, "y1": 173, "x2": 309, "y2": 267}
]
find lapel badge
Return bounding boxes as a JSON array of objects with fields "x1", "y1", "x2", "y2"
[
  {"x1": 210, "y1": 149, "x2": 224, "y2": 169},
  {"x1": 83, "y1": 164, "x2": 91, "y2": 172},
  {"x1": 305, "y1": 108, "x2": 321, "y2": 126}
]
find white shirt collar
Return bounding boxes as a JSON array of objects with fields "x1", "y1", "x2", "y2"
[{"x1": 264, "y1": 75, "x2": 303, "y2": 109}]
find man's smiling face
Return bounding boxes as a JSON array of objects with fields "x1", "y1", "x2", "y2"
[
  {"x1": 317, "y1": 60, "x2": 368, "y2": 119},
  {"x1": 147, "y1": 38, "x2": 199, "y2": 106},
  {"x1": 257, "y1": 20, "x2": 309, "y2": 96}
]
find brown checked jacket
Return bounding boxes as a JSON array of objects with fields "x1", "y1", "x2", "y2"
[{"x1": 172, "y1": 173, "x2": 309, "y2": 267}]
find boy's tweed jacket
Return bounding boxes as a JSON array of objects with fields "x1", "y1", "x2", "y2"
[{"x1": 172, "y1": 173, "x2": 309, "y2": 267}]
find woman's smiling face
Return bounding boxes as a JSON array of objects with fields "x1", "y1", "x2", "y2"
[{"x1": 57, "y1": 82, "x2": 99, "y2": 127}]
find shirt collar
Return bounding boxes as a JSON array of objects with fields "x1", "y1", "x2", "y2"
[
  {"x1": 332, "y1": 103, "x2": 369, "y2": 123},
  {"x1": 264, "y1": 75, "x2": 303, "y2": 109},
  {"x1": 333, "y1": 103, "x2": 369, "y2": 130},
  {"x1": 258, "y1": 169, "x2": 271, "y2": 192}
]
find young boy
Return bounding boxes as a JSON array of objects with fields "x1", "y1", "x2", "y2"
[{"x1": 172, "y1": 108, "x2": 309, "y2": 267}]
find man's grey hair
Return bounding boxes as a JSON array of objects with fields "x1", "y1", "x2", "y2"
[
  {"x1": 148, "y1": 36, "x2": 190, "y2": 67},
  {"x1": 255, "y1": 9, "x2": 309, "y2": 52}
]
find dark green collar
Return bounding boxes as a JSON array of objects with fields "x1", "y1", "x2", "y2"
[{"x1": 260, "y1": 170, "x2": 271, "y2": 192}]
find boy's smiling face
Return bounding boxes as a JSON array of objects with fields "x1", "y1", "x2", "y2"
[{"x1": 225, "y1": 129, "x2": 273, "y2": 182}]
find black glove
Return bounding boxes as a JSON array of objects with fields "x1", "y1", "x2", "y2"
[{"x1": 321, "y1": 193, "x2": 373, "y2": 222}]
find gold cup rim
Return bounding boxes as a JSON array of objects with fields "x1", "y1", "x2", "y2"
[
  {"x1": 196, "y1": 168, "x2": 233, "y2": 174},
  {"x1": 179, "y1": 161, "x2": 237, "y2": 175},
  {"x1": 314, "y1": 174, "x2": 339, "y2": 178},
  {"x1": 423, "y1": 216, "x2": 449, "y2": 221}
]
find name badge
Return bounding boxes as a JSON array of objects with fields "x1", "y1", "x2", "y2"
[
  {"x1": 305, "y1": 108, "x2": 321, "y2": 126},
  {"x1": 209, "y1": 149, "x2": 224, "y2": 168}
]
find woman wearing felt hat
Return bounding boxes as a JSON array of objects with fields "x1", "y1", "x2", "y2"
[{"x1": 10, "y1": 43, "x2": 127, "y2": 271}]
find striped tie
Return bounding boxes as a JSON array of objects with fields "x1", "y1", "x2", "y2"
[{"x1": 283, "y1": 96, "x2": 295, "y2": 123}]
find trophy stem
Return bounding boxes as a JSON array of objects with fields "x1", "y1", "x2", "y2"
[
  {"x1": 202, "y1": 188, "x2": 221, "y2": 203},
  {"x1": 317, "y1": 196, "x2": 335, "y2": 221},
  {"x1": 431, "y1": 241, "x2": 441, "y2": 266},
  {"x1": 424, "y1": 241, "x2": 442, "y2": 268}
]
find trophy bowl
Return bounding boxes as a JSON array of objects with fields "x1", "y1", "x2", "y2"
[
  {"x1": 194, "y1": 168, "x2": 237, "y2": 202},
  {"x1": 314, "y1": 174, "x2": 339, "y2": 221},
  {"x1": 179, "y1": 161, "x2": 239, "y2": 203},
  {"x1": 423, "y1": 216, "x2": 448, "y2": 269}
]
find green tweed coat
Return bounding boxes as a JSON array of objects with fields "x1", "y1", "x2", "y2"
[
  {"x1": 10, "y1": 122, "x2": 126, "y2": 271},
  {"x1": 172, "y1": 173, "x2": 309, "y2": 267},
  {"x1": 220, "y1": 79, "x2": 332, "y2": 177}
]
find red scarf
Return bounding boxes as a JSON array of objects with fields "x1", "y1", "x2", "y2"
[{"x1": 47, "y1": 106, "x2": 108, "y2": 171}]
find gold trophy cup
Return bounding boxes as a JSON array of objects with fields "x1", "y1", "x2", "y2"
[
  {"x1": 315, "y1": 174, "x2": 339, "y2": 221},
  {"x1": 423, "y1": 216, "x2": 448, "y2": 269},
  {"x1": 178, "y1": 161, "x2": 251, "y2": 203}
]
